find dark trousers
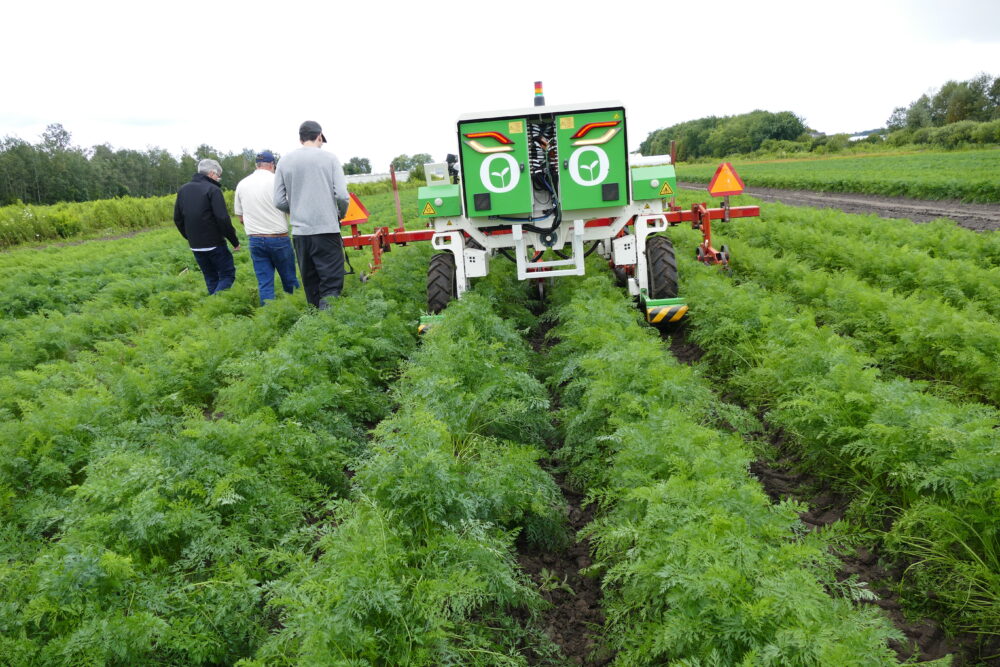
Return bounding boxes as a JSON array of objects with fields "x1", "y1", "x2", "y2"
[
  {"x1": 192, "y1": 246, "x2": 236, "y2": 295},
  {"x1": 293, "y1": 233, "x2": 344, "y2": 307},
  {"x1": 248, "y1": 236, "x2": 299, "y2": 304}
]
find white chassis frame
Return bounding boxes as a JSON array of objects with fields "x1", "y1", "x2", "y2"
[{"x1": 430, "y1": 199, "x2": 670, "y2": 300}]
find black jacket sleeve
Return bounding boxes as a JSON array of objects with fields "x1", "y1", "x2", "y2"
[
  {"x1": 210, "y1": 189, "x2": 239, "y2": 247},
  {"x1": 174, "y1": 194, "x2": 187, "y2": 239}
]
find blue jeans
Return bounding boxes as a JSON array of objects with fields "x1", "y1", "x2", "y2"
[
  {"x1": 192, "y1": 246, "x2": 236, "y2": 295},
  {"x1": 249, "y1": 236, "x2": 299, "y2": 303}
]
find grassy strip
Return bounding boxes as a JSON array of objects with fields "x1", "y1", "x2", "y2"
[
  {"x1": 544, "y1": 267, "x2": 900, "y2": 665},
  {"x1": 676, "y1": 149, "x2": 1000, "y2": 203},
  {"x1": 712, "y1": 233, "x2": 1000, "y2": 405},
  {"x1": 723, "y1": 209, "x2": 1000, "y2": 320},
  {"x1": 243, "y1": 276, "x2": 567, "y2": 666},
  {"x1": 0, "y1": 244, "x2": 432, "y2": 664},
  {"x1": 0, "y1": 195, "x2": 179, "y2": 249},
  {"x1": 674, "y1": 226, "x2": 1000, "y2": 641}
]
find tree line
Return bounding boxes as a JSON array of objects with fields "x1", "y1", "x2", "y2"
[
  {"x1": 639, "y1": 73, "x2": 999, "y2": 162},
  {"x1": 638, "y1": 110, "x2": 807, "y2": 162},
  {"x1": 887, "y1": 73, "x2": 1000, "y2": 130},
  {"x1": 0, "y1": 124, "x2": 378, "y2": 207}
]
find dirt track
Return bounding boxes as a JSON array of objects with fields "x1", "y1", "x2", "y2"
[{"x1": 679, "y1": 182, "x2": 1000, "y2": 232}]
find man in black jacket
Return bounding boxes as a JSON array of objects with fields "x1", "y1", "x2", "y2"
[{"x1": 174, "y1": 159, "x2": 241, "y2": 294}]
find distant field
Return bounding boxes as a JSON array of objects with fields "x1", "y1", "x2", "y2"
[{"x1": 676, "y1": 149, "x2": 1000, "y2": 203}]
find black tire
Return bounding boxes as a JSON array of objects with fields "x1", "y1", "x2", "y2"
[
  {"x1": 646, "y1": 235, "x2": 679, "y2": 299},
  {"x1": 612, "y1": 265, "x2": 628, "y2": 287},
  {"x1": 427, "y1": 252, "x2": 456, "y2": 314}
]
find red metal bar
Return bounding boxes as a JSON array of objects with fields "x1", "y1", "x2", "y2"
[
  {"x1": 341, "y1": 228, "x2": 435, "y2": 249},
  {"x1": 664, "y1": 205, "x2": 759, "y2": 224},
  {"x1": 390, "y1": 166, "x2": 405, "y2": 232}
]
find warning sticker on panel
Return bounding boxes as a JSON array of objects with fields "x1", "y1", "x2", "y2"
[
  {"x1": 559, "y1": 116, "x2": 575, "y2": 130},
  {"x1": 422, "y1": 202, "x2": 436, "y2": 216},
  {"x1": 659, "y1": 182, "x2": 674, "y2": 195},
  {"x1": 508, "y1": 120, "x2": 524, "y2": 134}
]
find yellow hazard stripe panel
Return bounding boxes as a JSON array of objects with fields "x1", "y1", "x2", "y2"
[{"x1": 647, "y1": 305, "x2": 688, "y2": 324}]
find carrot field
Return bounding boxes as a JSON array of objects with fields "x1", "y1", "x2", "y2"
[
  {"x1": 1, "y1": 183, "x2": 998, "y2": 665},
  {"x1": 678, "y1": 149, "x2": 1000, "y2": 203}
]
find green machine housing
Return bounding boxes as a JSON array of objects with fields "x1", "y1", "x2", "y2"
[{"x1": 455, "y1": 103, "x2": 632, "y2": 217}]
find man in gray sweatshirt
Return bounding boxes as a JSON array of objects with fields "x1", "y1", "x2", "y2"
[{"x1": 274, "y1": 120, "x2": 350, "y2": 309}]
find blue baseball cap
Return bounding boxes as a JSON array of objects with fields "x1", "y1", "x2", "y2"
[{"x1": 255, "y1": 150, "x2": 275, "y2": 163}]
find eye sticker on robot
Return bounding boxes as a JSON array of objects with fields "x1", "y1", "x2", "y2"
[
  {"x1": 568, "y1": 147, "x2": 609, "y2": 187},
  {"x1": 480, "y1": 153, "x2": 520, "y2": 194}
]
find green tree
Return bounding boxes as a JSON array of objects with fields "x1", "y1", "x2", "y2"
[
  {"x1": 886, "y1": 106, "x2": 908, "y2": 131},
  {"x1": 641, "y1": 111, "x2": 804, "y2": 160},
  {"x1": 344, "y1": 157, "x2": 372, "y2": 175},
  {"x1": 390, "y1": 154, "x2": 413, "y2": 172},
  {"x1": 905, "y1": 94, "x2": 934, "y2": 129}
]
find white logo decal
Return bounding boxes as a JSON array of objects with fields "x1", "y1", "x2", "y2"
[
  {"x1": 568, "y1": 147, "x2": 609, "y2": 186},
  {"x1": 480, "y1": 153, "x2": 520, "y2": 193}
]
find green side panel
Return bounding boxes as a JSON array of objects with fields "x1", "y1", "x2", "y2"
[
  {"x1": 555, "y1": 108, "x2": 628, "y2": 211},
  {"x1": 458, "y1": 118, "x2": 531, "y2": 217},
  {"x1": 631, "y1": 165, "x2": 677, "y2": 200},
  {"x1": 418, "y1": 184, "x2": 461, "y2": 217},
  {"x1": 643, "y1": 297, "x2": 686, "y2": 307}
]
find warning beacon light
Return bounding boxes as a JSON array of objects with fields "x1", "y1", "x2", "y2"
[{"x1": 534, "y1": 81, "x2": 544, "y2": 106}]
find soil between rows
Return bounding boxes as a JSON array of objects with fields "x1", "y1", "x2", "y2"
[
  {"x1": 679, "y1": 182, "x2": 1000, "y2": 232},
  {"x1": 519, "y1": 314, "x2": 611, "y2": 666}
]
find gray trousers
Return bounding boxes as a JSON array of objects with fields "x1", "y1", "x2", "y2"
[{"x1": 293, "y1": 233, "x2": 344, "y2": 307}]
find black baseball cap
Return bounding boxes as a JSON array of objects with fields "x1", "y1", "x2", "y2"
[{"x1": 299, "y1": 120, "x2": 327, "y2": 143}]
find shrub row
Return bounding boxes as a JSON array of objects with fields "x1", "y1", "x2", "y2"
[{"x1": 0, "y1": 194, "x2": 185, "y2": 248}]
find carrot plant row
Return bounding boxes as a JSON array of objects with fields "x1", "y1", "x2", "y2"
[
  {"x1": 543, "y1": 267, "x2": 900, "y2": 665},
  {"x1": 673, "y1": 226, "x2": 1000, "y2": 640},
  {"x1": 749, "y1": 202, "x2": 1000, "y2": 266},
  {"x1": 717, "y1": 237, "x2": 1000, "y2": 405},
  {"x1": 243, "y1": 279, "x2": 567, "y2": 665},
  {"x1": 725, "y1": 206, "x2": 1000, "y2": 319},
  {"x1": 0, "y1": 240, "x2": 433, "y2": 663}
]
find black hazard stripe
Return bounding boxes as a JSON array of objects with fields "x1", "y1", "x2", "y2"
[{"x1": 647, "y1": 305, "x2": 688, "y2": 323}]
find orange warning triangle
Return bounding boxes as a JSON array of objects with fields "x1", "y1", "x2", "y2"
[
  {"x1": 707, "y1": 162, "x2": 746, "y2": 197},
  {"x1": 340, "y1": 192, "x2": 370, "y2": 225}
]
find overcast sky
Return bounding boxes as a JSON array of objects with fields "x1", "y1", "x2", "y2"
[{"x1": 2, "y1": 0, "x2": 998, "y2": 171}]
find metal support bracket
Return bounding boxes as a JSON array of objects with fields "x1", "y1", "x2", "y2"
[
  {"x1": 513, "y1": 220, "x2": 587, "y2": 279},
  {"x1": 431, "y1": 231, "x2": 470, "y2": 297}
]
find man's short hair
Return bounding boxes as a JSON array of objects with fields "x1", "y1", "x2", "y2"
[
  {"x1": 197, "y1": 158, "x2": 223, "y2": 176},
  {"x1": 299, "y1": 120, "x2": 327, "y2": 143}
]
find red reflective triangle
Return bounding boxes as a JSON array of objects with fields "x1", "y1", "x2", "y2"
[
  {"x1": 707, "y1": 162, "x2": 746, "y2": 197},
  {"x1": 341, "y1": 192, "x2": 370, "y2": 225}
]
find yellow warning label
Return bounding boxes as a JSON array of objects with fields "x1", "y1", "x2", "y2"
[
  {"x1": 508, "y1": 120, "x2": 524, "y2": 134},
  {"x1": 560, "y1": 116, "x2": 575, "y2": 130},
  {"x1": 422, "y1": 202, "x2": 436, "y2": 216},
  {"x1": 659, "y1": 182, "x2": 674, "y2": 196}
]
